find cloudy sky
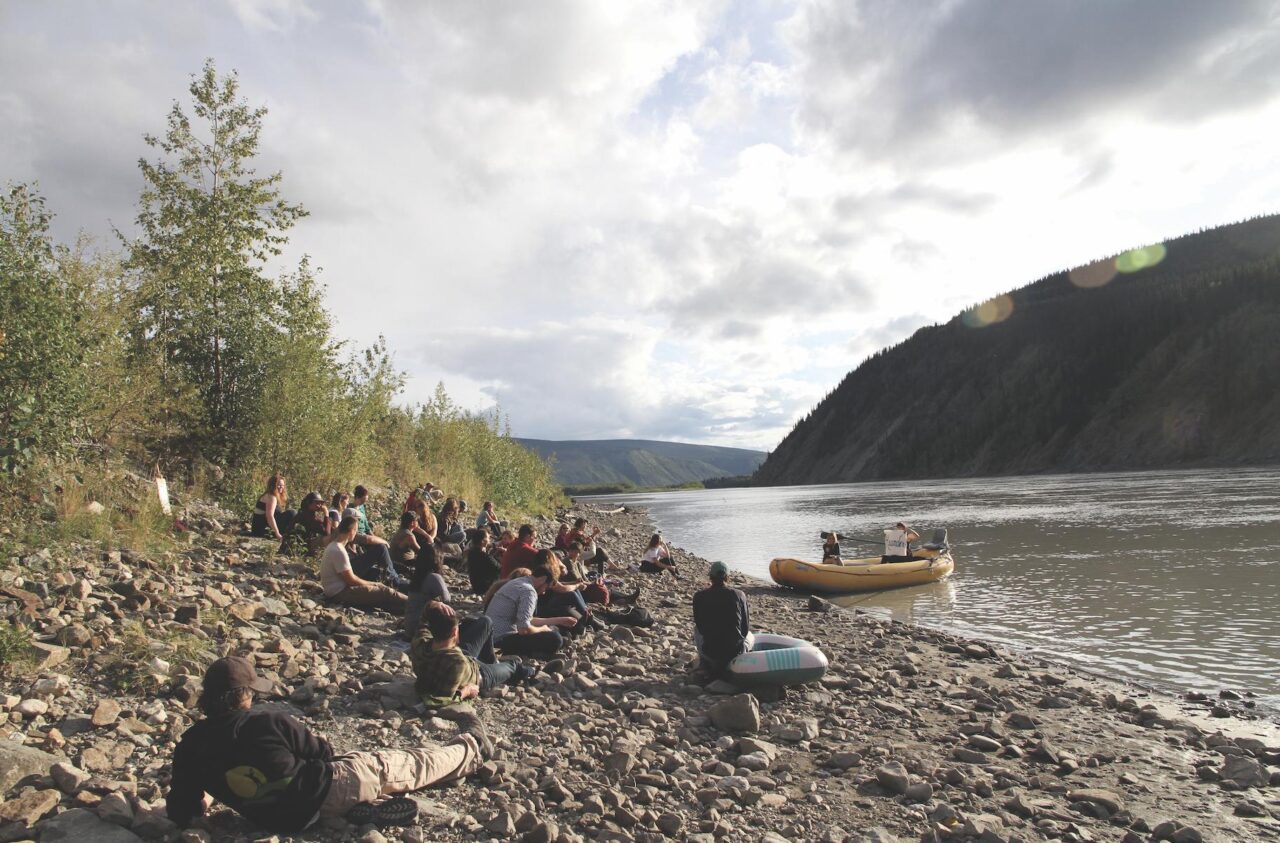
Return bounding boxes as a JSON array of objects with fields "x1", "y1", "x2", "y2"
[{"x1": 4, "y1": 1, "x2": 1280, "y2": 450}]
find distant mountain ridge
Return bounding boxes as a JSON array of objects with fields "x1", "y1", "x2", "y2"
[
  {"x1": 515, "y1": 438, "x2": 766, "y2": 488},
  {"x1": 755, "y1": 214, "x2": 1280, "y2": 485}
]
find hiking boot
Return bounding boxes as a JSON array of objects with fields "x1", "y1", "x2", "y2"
[
  {"x1": 346, "y1": 796, "x2": 418, "y2": 827},
  {"x1": 542, "y1": 658, "x2": 567, "y2": 675},
  {"x1": 513, "y1": 662, "x2": 540, "y2": 684},
  {"x1": 585, "y1": 614, "x2": 607, "y2": 632},
  {"x1": 447, "y1": 708, "x2": 495, "y2": 760}
]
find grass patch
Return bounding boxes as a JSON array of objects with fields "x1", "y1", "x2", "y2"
[
  {"x1": 0, "y1": 623, "x2": 34, "y2": 676},
  {"x1": 95, "y1": 620, "x2": 213, "y2": 693}
]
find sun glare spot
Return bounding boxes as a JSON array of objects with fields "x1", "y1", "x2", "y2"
[
  {"x1": 962, "y1": 294, "x2": 1014, "y2": 328},
  {"x1": 1116, "y1": 243, "x2": 1167, "y2": 274},
  {"x1": 1069, "y1": 259, "x2": 1118, "y2": 288}
]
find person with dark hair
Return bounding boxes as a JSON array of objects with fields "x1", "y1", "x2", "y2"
[
  {"x1": 328, "y1": 491, "x2": 351, "y2": 529},
  {"x1": 345, "y1": 486, "x2": 406, "y2": 587},
  {"x1": 411, "y1": 608, "x2": 538, "y2": 707},
  {"x1": 390, "y1": 511, "x2": 421, "y2": 567},
  {"x1": 639, "y1": 533, "x2": 678, "y2": 577},
  {"x1": 553, "y1": 523, "x2": 571, "y2": 551},
  {"x1": 320, "y1": 516, "x2": 408, "y2": 613},
  {"x1": 476, "y1": 501, "x2": 502, "y2": 538},
  {"x1": 279, "y1": 493, "x2": 331, "y2": 558},
  {"x1": 252, "y1": 474, "x2": 295, "y2": 540},
  {"x1": 568, "y1": 517, "x2": 611, "y2": 576},
  {"x1": 484, "y1": 564, "x2": 577, "y2": 658},
  {"x1": 466, "y1": 529, "x2": 502, "y2": 595},
  {"x1": 166, "y1": 656, "x2": 484, "y2": 832},
  {"x1": 404, "y1": 541, "x2": 449, "y2": 640},
  {"x1": 692, "y1": 561, "x2": 752, "y2": 678},
  {"x1": 436, "y1": 497, "x2": 467, "y2": 552},
  {"x1": 499, "y1": 524, "x2": 539, "y2": 578}
]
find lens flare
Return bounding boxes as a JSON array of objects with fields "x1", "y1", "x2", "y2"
[
  {"x1": 1069, "y1": 259, "x2": 1118, "y2": 288},
  {"x1": 962, "y1": 294, "x2": 1014, "y2": 328},
  {"x1": 1116, "y1": 243, "x2": 1167, "y2": 273}
]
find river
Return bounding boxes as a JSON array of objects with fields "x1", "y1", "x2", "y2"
[{"x1": 586, "y1": 467, "x2": 1280, "y2": 712}]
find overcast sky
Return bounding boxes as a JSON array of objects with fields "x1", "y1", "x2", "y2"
[{"x1": 5, "y1": 1, "x2": 1280, "y2": 450}]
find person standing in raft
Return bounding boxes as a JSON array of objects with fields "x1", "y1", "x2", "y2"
[
  {"x1": 692, "y1": 561, "x2": 753, "y2": 678},
  {"x1": 821, "y1": 531, "x2": 842, "y2": 565},
  {"x1": 883, "y1": 522, "x2": 921, "y2": 562}
]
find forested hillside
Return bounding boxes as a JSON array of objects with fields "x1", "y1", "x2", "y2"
[
  {"x1": 516, "y1": 439, "x2": 765, "y2": 488},
  {"x1": 755, "y1": 215, "x2": 1280, "y2": 485}
]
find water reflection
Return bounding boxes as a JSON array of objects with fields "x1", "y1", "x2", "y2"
[{"x1": 587, "y1": 467, "x2": 1280, "y2": 710}]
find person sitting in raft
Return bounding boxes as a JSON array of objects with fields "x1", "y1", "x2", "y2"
[
  {"x1": 639, "y1": 533, "x2": 678, "y2": 577},
  {"x1": 883, "y1": 522, "x2": 921, "y2": 562},
  {"x1": 320, "y1": 516, "x2": 408, "y2": 613},
  {"x1": 166, "y1": 655, "x2": 484, "y2": 833},
  {"x1": 692, "y1": 561, "x2": 752, "y2": 678},
  {"x1": 404, "y1": 542, "x2": 450, "y2": 639},
  {"x1": 466, "y1": 529, "x2": 502, "y2": 595},
  {"x1": 279, "y1": 492, "x2": 331, "y2": 558},
  {"x1": 411, "y1": 606, "x2": 539, "y2": 708},
  {"x1": 252, "y1": 474, "x2": 296, "y2": 540},
  {"x1": 484, "y1": 563, "x2": 578, "y2": 659},
  {"x1": 822, "y1": 531, "x2": 842, "y2": 565}
]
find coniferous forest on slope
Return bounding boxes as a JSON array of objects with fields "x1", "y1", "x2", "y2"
[{"x1": 754, "y1": 215, "x2": 1280, "y2": 485}]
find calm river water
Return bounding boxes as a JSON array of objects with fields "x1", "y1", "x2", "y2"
[{"x1": 588, "y1": 467, "x2": 1280, "y2": 711}]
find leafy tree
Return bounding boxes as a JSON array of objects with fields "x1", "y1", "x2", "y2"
[
  {"x1": 0, "y1": 184, "x2": 87, "y2": 475},
  {"x1": 127, "y1": 58, "x2": 306, "y2": 467}
]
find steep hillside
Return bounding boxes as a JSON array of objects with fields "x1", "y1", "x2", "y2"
[
  {"x1": 515, "y1": 438, "x2": 765, "y2": 488},
  {"x1": 755, "y1": 215, "x2": 1280, "y2": 485}
]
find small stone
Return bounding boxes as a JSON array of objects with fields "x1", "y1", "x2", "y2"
[
  {"x1": 17, "y1": 698, "x2": 49, "y2": 717},
  {"x1": 875, "y1": 761, "x2": 909, "y2": 795},
  {"x1": 93, "y1": 699, "x2": 122, "y2": 727},
  {"x1": 51, "y1": 761, "x2": 91, "y2": 793},
  {"x1": 709, "y1": 694, "x2": 760, "y2": 733},
  {"x1": 657, "y1": 812, "x2": 683, "y2": 834},
  {"x1": 0, "y1": 788, "x2": 61, "y2": 824},
  {"x1": 903, "y1": 782, "x2": 933, "y2": 802}
]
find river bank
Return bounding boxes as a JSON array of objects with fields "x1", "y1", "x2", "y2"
[{"x1": 0, "y1": 501, "x2": 1276, "y2": 842}]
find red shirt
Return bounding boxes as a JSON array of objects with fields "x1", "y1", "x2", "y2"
[{"x1": 500, "y1": 540, "x2": 538, "y2": 579}]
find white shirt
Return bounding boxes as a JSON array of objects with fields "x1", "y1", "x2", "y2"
[
  {"x1": 319, "y1": 541, "x2": 352, "y2": 597},
  {"x1": 642, "y1": 545, "x2": 668, "y2": 563}
]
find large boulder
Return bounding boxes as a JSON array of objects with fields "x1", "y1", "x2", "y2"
[
  {"x1": 0, "y1": 743, "x2": 62, "y2": 795},
  {"x1": 1220, "y1": 755, "x2": 1269, "y2": 789}
]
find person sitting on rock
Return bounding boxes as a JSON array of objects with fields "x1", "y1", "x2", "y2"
[
  {"x1": 692, "y1": 561, "x2": 753, "y2": 678},
  {"x1": 279, "y1": 492, "x2": 331, "y2": 558},
  {"x1": 500, "y1": 524, "x2": 539, "y2": 578},
  {"x1": 495, "y1": 528, "x2": 517, "y2": 554},
  {"x1": 477, "y1": 501, "x2": 503, "y2": 538},
  {"x1": 411, "y1": 607, "x2": 539, "y2": 708},
  {"x1": 639, "y1": 533, "x2": 678, "y2": 577},
  {"x1": 485, "y1": 563, "x2": 578, "y2": 658},
  {"x1": 553, "y1": 523, "x2": 571, "y2": 551},
  {"x1": 436, "y1": 497, "x2": 467, "y2": 557},
  {"x1": 166, "y1": 655, "x2": 484, "y2": 833},
  {"x1": 346, "y1": 486, "x2": 405, "y2": 586},
  {"x1": 566, "y1": 541, "x2": 640, "y2": 606},
  {"x1": 568, "y1": 517, "x2": 612, "y2": 575},
  {"x1": 466, "y1": 529, "x2": 502, "y2": 595},
  {"x1": 252, "y1": 473, "x2": 295, "y2": 540},
  {"x1": 327, "y1": 491, "x2": 350, "y2": 529},
  {"x1": 535, "y1": 549, "x2": 605, "y2": 633},
  {"x1": 404, "y1": 541, "x2": 450, "y2": 640},
  {"x1": 389, "y1": 511, "x2": 421, "y2": 568},
  {"x1": 320, "y1": 516, "x2": 408, "y2": 613}
]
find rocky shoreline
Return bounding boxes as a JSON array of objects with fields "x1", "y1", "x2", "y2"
[{"x1": 0, "y1": 500, "x2": 1277, "y2": 842}]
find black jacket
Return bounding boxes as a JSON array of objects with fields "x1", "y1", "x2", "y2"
[
  {"x1": 167, "y1": 709, "x2": 334, "y2": 832},
  {"x1": 693, "y1": 583, "x2": 750, "y2": 665}
]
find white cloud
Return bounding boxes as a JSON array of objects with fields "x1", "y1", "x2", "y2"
[{"x1": 4, "y1": 0, "x2": 1280, "y2": 451}]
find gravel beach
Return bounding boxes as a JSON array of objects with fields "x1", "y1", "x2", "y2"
[{"x1": 0, "y1": 500, "x2": 1277, "y2": 842}]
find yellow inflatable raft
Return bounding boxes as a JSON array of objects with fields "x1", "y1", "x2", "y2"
[{"x1": 769, "y1": 551, "x2": 954, "y2": 594}]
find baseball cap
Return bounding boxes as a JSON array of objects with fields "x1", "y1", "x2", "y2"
[
  {"x1": 202, "y1": 656, "x2": 273, "y2": 698},
  {"x1": 708, "y1": 561, "x2": 729, "y2": 579}
]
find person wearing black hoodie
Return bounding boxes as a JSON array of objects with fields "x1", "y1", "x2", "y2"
[{"x1": 167, "y1": 656, "x2": 485, "y2": 832}]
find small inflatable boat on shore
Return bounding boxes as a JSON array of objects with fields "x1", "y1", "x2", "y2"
[
  {"x1": 727, "y1": 633, "x2": 828, "y2": 687},
  {"x1": 769, "y1": 552, "x2": 955, "y2": 594}
]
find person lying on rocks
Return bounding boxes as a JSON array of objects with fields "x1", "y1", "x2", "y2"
[
  {"x1": 639, "y1": 533, "x2": 679, "y2": 577},
  {"x1": 404, "y1": 542, "x2": 450, "y2": 639},
  {"x1": 320, "y1": 516, "x2": 408, "y2": 613},
  {"x1": 500, "y1": 523, "x2": 539, "y2": 578},
  {"x1": 279, "y1": 492, "x2": 331, "y2": 558},
  {"x1": 692, "y1": 561, "x2": 753, "y2": 679},
  {"x1": 166, "y1": 655, "x2": 485, "y2": 834},
  {"x1": 535, "y1": 550, "x2": 605, "y2": 634},
  {"x1": 252, "y1": 473, "x2": 295, "y2": 540},
  {"x1": 466, "y1": 529, "x2": 502, "y2": 595},
  {"x1": 485, "y1": 562, "x2": 579, "y2": 658},
  {"x1": 412, "y1": 606, "x2": 540, "y2": 708}
]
